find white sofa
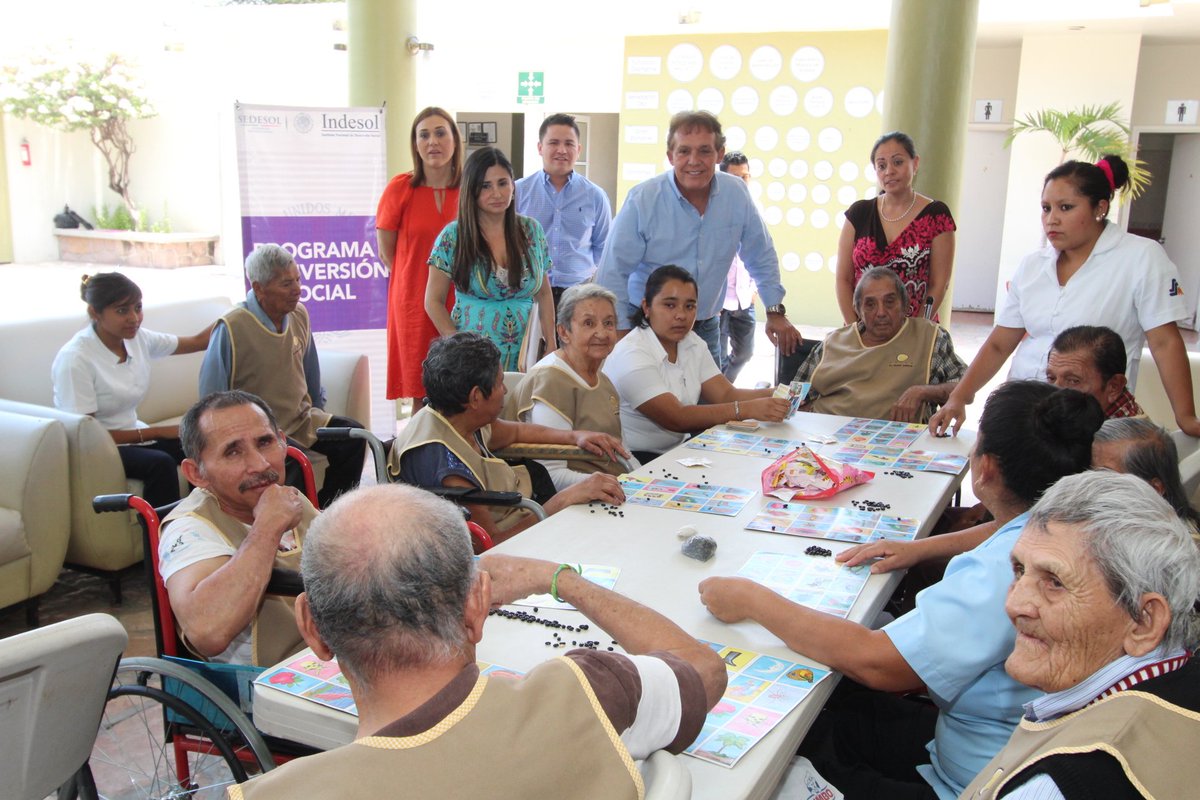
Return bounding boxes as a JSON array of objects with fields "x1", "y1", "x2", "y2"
[
  {"x1": 0, "y1": 411, "x2": 70, "y2": 622},
  {"x1": 0, "y1": 296, "x2": 370, "y2": 597}
]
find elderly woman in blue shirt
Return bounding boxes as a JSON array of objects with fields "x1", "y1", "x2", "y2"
[{"x1": 699, "y1": 381, "x2": 1105, "y2": 799}]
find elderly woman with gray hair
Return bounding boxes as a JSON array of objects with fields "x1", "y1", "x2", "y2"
[
  {"x1": 506, "y1": 283, "x2": 636, "y2": 489},
  {"x1": 1092, "y1": 417, "x2": 1200, "y2": 531},
  {"x1": 962, "y1": 471, "x2": 1200, "y2": 799}
]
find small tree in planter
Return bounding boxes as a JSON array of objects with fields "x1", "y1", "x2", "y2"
[{"x1": 2, "y1": 53, "x2": 156, "y2": 224}]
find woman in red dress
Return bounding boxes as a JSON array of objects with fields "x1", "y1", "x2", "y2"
[
  {"x1": 376, "y1": 106, "x2": 463, "y2": 402},
  {"x1": 835, "y1": 131, "x2": 956, "y2": 324}
]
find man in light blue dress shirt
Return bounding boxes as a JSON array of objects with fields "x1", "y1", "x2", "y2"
[
  {"x1": 515, "y1": 113, "x2": 612, "y2": 307},
  {"x1": 596, "y1": 110, "x2": 800, "y2": 364}
]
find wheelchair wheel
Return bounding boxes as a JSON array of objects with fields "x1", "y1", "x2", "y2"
[{"x1": 87, "y1": 657, "x2": 273, "y2": 799}]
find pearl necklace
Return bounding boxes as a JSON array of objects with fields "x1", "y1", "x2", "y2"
[{"x1": 878, "y1": 191, "x2": 917, "y2": 223}]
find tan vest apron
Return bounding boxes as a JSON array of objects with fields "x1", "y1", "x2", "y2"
[
  {"x1": 223, "y1": 304, "x2": 332, "y2": 447},
  {"x1": 506, "y1": 360, "x2": 624, "y2": 477},
  {"x1": 388, "y1": 407, "x2": 533, "y2": 532},
  {"x1": 961, "y1": 688, "x2": 1200, "y2": 799},
  {"x1": 162, "y1": 487, "x2": 314, "y2": 667},
  {"x1": 230, "y1": 657, "x2": 644, "y2": 800},
  {"x1": 810, "y1": 318, "x2": 939, "y2": 421}
]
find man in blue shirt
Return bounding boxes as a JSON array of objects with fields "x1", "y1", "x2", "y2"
[
  {"x1": 596, "y1": 110, "x2": 800, "y2": 364},
  {"x1": 515, "y1": 113, "x2": 612, "y2": 307},
  {"x1": 199, "y1": 244, "x2": 365, "y2": 507}
]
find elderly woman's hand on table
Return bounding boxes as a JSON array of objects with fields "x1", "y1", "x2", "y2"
[
  {"x1": 571, "y1": 430, "x2": 631, "y2": 463},
  {"x1": 545, "y1": 473, "x2": 626, "y2": 513},
  {"x1": 697, "y1": 577, "x2": 766, "y2": 624}
]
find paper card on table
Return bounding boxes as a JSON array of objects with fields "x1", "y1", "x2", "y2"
[
  {"x1": 676, "y1": 457, "x2": 713, "y2": 468},
  {"x1": 257, "y1": 652, "x2": 522, "y2": 717},
  {"x1": 686, "y1": 638, "x2": 831, "y2": 768},
  {"x1": 831, "y1": 418, "x2": 925, "y2": 449},
  {"x1": 826, "y1": 443, "x2": 968, "y2": 475},
  {"x1": 510, "y1": 564, "x2": 621, "y2": 611},
  {"x1": 734, "y1": 551, "x2": 871, "y2": 619},
  {"x1": 619, "y1": 475, "x2": 755, "y2": 517},
  {"x1": 685, "y1": 428, "x2": 807, "y2": 458},
  {"x1": 746, "y1": 501, "x2": 921, "y2": 544}
]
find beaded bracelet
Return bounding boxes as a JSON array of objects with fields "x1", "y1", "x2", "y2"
[
  {"x1": 550, "y1": 563, "x2": 581, "y2": 603},
  {"x1": 734, "y1": 400, "x2": 741, "y2": 421}
]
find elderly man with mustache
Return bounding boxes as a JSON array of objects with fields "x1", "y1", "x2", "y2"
[{"x1": 156, "y1": 390, "x2": 315, "y2": 666}]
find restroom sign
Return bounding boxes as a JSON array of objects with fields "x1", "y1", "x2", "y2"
[{"x1": 518, "y1": 72, "x2": 545, "y2": 105}]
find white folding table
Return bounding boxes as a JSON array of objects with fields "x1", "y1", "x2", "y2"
[{"x1": 254, "y1": 412, "x2": 974, "y2": 798}]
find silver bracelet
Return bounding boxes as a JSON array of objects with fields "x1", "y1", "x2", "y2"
[{"x1": 734, "y1": 400, "x2": 741, "y2": 420}]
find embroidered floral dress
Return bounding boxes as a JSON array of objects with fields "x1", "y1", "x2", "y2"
[
  {"x1": 845, "y1": 198, "x2": 956, "y2": 319},
  {"x1": 429, "y1": 216, "x2": 550, "y2": 371}
]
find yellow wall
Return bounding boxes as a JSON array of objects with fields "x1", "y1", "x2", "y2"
[{"x1": 618, "y1": 31, "x2": 888, "y2": 327}]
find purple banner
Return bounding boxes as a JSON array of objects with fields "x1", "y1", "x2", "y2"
[{"x1": 241, "y1": 215, "x2": 387, "y2": 332}]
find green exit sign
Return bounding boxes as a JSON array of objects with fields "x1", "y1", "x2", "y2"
[{"x1": 517, "y1": 71, "x2": 544, "y2": 105}]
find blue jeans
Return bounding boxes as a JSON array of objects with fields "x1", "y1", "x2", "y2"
[
  {"x1": 692, "y1": 315, "x2": 721, "y2": 366},
  {"x1": 719, "y1": 306, "x2": 756, "y2": 382}
]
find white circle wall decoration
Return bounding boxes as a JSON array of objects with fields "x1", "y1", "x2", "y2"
[
  {"x1": 805, "y1": 252, "x2": 824, "y2": 272},
  {"x1": 763, "y1": 206, "x2": 783, "y2": 225},
  {"x1": 768, "y1": 85, "x2": 799, "y2": 116},
  {"x1": 724, "y1": 126, "x2": 747, "y2": 151},
  {"x1": 782, "y1": 252, "x2": 801, "y2": 272},
  {"x1": 789, "y1": 160, "x2": 809, "y2": 180},
  {"x1": 768, "y1": 158, "x2": 787, "y2": 178},
  {"x1": 837, "y1": 185, "x2": 858, "y2": 205},
  {"x1": 786, "y1": 208, "x2": 805, "y2": 227},
  {"x1": 709, "y1": 45, "x2": 742, "y2": 80},
  {"x1": 749, "y1": 182, "x2": 763, "y2": 201},
  {"x1": 811, "y1": 185, "x2": 831, "y2": 205},
  {"x1": 730, "y1": 86, "x2": 759, "y2": 116},
  {"x1": 803, "y1": 87, "x2": 834, "y2": 118},
  {"x1": 666, "y1": 89, "x2": 694, "y2": 115},
  {"x1": 838, "y1": 161, "x2": 860, "y2": 182},
  {"x1": 864, "y1": 185, "x2": 878, "y2": 200},
  {"x1": 785, "y1": 126, "x2": 811, "y2": 152},
  {"x1": 749, "y1": 158, "x2": 765, "y2": 178},
  {"x1": 767, "y1": 181, "x2": 785, "y2": 201},
  {"x1": 828, "y1": 254, "x2": 839, "y2": 274},
  {"x1": 667, "y1": 44, "x2": 704, "y2": 82},
  {"x1": 844, "y1": 86, "x2": 876, "y2": 118},
  {"x1": 810, "y1": 209, "x2": 831, "y2": 229},
  {"x1": 817, "y1": 127, "x2": 843, "y2": 152},
  {"x1": 790, "y1": 46, "x2": 825, "y2": 82},
  {"x1": 814, "y1": 160, "x2": 834, "y2": 181},
  {"x1": 749, "y1": 46, "x2": 783, "y2": 81},
  {"x1": 697, "y1": 87, "x2": 724, "y2": 115},
  {"x1": 835, "y1": 211, "x2": 846, "y2": 228},
  {"x1": 876, "y1": 90, "x2": 885, "y2": 114},
  {"x1": 754, "y1": 126, "x2": 779, "y2": 152},
  {"x1": 788, "y1": 183, "x2": 807, "y2": 203}
]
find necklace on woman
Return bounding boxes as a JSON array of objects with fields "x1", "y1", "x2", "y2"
[{"x1": 878, "y1": 191, "x2": 917, "y2": 223}]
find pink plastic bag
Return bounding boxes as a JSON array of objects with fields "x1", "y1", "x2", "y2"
[{"x1": 761, "y1": 446, "x2": 873, "y2": 501}]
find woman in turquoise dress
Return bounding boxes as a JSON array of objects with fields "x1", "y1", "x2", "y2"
[{"x1": 425, "y1": 146, "x2": 555, "y2": 371}]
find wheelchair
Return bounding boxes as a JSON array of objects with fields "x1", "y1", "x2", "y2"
[{"x1": 81, "y1": 445, "x2": 321, "y2": 797}]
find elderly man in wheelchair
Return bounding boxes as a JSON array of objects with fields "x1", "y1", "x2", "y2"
[
  {"x1": 159, "y1": 389, "x2": 316, "y2": 667},
  {"x1": 389, "y1": 332, "x2": 630, "y2": 543}
]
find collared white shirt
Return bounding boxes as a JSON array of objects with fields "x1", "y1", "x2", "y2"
[
  {"x1": 603, "y1": 325, "x2": 720, "y2": 454},
  {"x1": 52, "y1": 324, "x2": 178, "y2": 430},
  {"x1": 997, "y1": 221, "x2": 1187, "y2": 389}
]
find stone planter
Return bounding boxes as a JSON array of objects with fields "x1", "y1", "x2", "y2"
[{"x1": 54, "y1": 229, "x2": 220, "y2": 267}]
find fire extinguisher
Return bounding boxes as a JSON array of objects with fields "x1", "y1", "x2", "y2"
[{"x1": 20, "y1": 138, "x2": 31, "y2": 167}]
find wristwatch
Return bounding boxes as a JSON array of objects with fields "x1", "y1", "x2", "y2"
[{"x1": 765, "y1": 303, "x2": 786, "y2": 315}]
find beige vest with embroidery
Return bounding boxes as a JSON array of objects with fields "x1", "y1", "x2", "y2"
[
  {"x1": 506, "y1": 360, "x2": 624, "y2": 477},
  {"x1": 229, "y1": 658, "x2": 644, "y2": 800},
  {"x1": 223, "y1": 304, "x2": 331, "y2": 447},
  {"x1": 961, "y1": 689, "x2": 1200, "y2": 799},
  {"x1": 162, "y1": 487, "x2": 315, "y2": 667},
  {"x1": 810, "y1": 318, "x2": 939, "y2": 421},
  {"x1": 388, "y1": 407, "x2": 533, "y2": 532}
]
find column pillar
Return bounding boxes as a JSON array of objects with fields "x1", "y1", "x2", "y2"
[
  {"x1": 347, "y1": 0, "x2": 417, "y2": 177},
  {"x1": 882, "y1": 0, "x2": 980, "y2": 323}
]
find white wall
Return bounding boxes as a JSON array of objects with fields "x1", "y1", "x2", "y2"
[{"x1": 994, "y1": 33, "x2": 1142, "y2": 311}]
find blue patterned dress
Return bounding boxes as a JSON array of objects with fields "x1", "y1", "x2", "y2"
[{"x1": 429, "y1": 216, "x2": 550, "y2": 371}]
